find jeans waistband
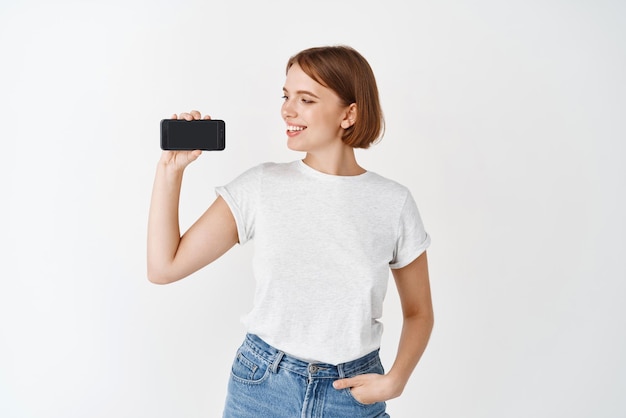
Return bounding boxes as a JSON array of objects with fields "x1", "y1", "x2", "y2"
[{"x1": 243, "y1": 333, "x2": 381, "y2": 379}]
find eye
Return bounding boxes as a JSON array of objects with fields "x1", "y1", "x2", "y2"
[
  {"x1": 301, "y1": 97, "x2": 314, "y2": 104},
  {"x1": 281, "y1": 95, "x2": 288, "y2": 101}
]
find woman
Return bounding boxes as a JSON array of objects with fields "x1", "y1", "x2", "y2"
[{"x1": 147, "y1": 45, "x2": 433, "y2": 417}]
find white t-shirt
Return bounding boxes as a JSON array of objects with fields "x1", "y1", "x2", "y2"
[{"x1": 216, "y1": 160, "x2": 430, "y2": 365}]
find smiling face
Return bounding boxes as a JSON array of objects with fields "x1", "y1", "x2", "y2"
[{"x1": 281, "y1": 64, "x2": 355, "y2": 154}]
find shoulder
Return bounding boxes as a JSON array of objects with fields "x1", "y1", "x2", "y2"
[
  {"x1": 232, "y1": 160, "x2": 295, "y2": 178},
  {"x1": 249, "y1": 160, "x2": 299, "y2": 174},
  {"x1": 223, "y1": 161, "x2": 300, "y2": 189},
  {"x1": 363, "y1": 170, "x2": 411, "y2": 198}
]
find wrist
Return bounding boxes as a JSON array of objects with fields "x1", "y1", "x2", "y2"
[
  {"x1": 384, "y1": 371, "x2": 408, "y2": 399},
  {"x1": 157, "y1": 158, "x2": 186, "y2": 176}
]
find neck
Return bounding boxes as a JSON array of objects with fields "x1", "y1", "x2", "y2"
[{"x1": 302, "y1": 145, "x2": 365, "y2": 176}]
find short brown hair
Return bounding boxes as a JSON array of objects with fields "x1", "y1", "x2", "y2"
[{"x1": 286, "y1": 45, "x2": 384, "y2": 149}]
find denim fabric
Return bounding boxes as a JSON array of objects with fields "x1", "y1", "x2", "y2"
[{"x1": 223, "y1": 334, "x2": 390, "y2": 418}]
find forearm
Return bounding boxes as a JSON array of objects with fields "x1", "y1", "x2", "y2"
[
  {"x1": 332, "y1": 310, "x2": 434, "y2": 403},
  {"x1": 147, "y1": 162, "x2": 185, "y2": 283},
  {"x1": 386, "y1": 311, "x2": 434, "y2": 397}
]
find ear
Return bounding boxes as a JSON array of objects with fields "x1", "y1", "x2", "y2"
[{"x1": 341, "y1": 103, "x2": 357, "y2": 129}]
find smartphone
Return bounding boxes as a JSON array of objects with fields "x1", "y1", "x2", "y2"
[{"x1": 160, "y1": 119, "x2": 225, "y2": 151}]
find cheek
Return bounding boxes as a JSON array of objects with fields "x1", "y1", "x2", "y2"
[{"x1": 320, "y1": 111, "x2": 345, "y2": 130}]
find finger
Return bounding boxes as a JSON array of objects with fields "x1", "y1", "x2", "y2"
[
  {"x1": 333, "y1": 378, "x2": 356, "y2": 390},
  {"x1": 179, "y1": 112, "x2": 193, "y2": 121},
  {"x1": 203, "y1": 114, "x2": 212, "y2": 120},
  {"x1": 171, "y1": 114, "x2": 178, "y2": 119},
  {"x1": 190, "y1": 110, "x2": 201, "y2": 120}
]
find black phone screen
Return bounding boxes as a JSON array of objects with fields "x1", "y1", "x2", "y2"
[{"x1": 160, "y1": 119, "x2": 225, "y2": 151}]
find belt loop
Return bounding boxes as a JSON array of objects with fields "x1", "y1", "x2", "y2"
[
  {"x1": 337, "y1": 362, "x2": 346, "y2": 379},
  {"x1": 271, "y1": 351, "x2": 285, "y2": 373}
]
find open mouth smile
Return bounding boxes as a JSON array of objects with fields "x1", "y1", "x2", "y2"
[{"x1": 286, "y1": 125, "x2": 307, "y2": 136}]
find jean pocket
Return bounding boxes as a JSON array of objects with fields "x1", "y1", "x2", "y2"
[
  {"x1": 344, "y1": 387, "x2": 386, "y2": 408},
  {"x1": 230, "y1": 348, "x2": 270, "y2": 384},
  {"x1": 343, "y1": 358, "x2": 386, "y2": 408}
]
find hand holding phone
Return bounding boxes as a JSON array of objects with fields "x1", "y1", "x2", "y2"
[{"x1": 161, "y1": 111, "x2": 225, "y2": 151}]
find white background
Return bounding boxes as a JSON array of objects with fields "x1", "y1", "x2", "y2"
[{"x1": 1, "y1": 0, "x2": 625, "y2": 417}]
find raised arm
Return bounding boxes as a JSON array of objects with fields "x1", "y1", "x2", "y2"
[{"x1": 146, "y1": 111, "x2": 239, "y2": 285}]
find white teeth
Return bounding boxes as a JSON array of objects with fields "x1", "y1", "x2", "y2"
[{"x1": 287, "y1": 126, "x2": 305, "y2": 131}]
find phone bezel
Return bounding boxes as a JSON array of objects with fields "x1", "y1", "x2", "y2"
[{"x1": 160, "y1": 119, "x2": 225, "y2": 151}]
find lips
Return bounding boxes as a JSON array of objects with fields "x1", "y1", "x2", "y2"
[{"x1": 286, "y1": 124, "x2": 306, "y2": 137}]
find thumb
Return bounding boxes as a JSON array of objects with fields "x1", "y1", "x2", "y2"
[
  {"x1": 333, "y1": 377, "x2": 356, "y2": 390},
  {"x1": 185, "y1": 150, "x2": 202, "y2": 164}
]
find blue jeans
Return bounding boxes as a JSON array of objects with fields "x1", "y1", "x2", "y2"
[{"x1": 223, "y1": 334, "x2": 389, "y2": 418}]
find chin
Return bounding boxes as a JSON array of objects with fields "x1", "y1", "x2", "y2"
[{"x1": 286, "y1": 138, "x2": 307, "y2": 152}]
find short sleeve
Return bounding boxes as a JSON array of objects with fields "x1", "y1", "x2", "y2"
[
  {"x1": 389, "y1": 191, "x2": 431, "y2": 269},
  {"x1": 215, "y1": 164, "x2": 263, "y2": 245}
]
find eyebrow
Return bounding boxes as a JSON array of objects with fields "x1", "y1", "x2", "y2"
[{"x1": 282, "y1": 87, "x2": 320, "y2": 99}]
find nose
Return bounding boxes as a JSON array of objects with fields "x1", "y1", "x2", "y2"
[{"x1": 282, "y1": 99, "x2": 296, "y2": 119}]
